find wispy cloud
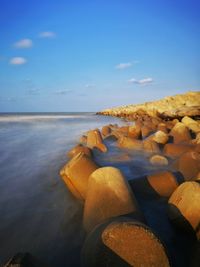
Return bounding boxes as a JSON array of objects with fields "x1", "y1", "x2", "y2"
[
  {"x1": 27, "y1": 88, "x2": 40, "y2": 95},
  {"x1": 39, "y1": 31, "x2": 56, "y2": 38},
  {"x1": 115, "y1": 62, "x2": 132, "y2": 70},
  {"x1": 85, "y1": 84, "x2": 96, "y2": 88},
  {"x1": 14, "y1": 39, "x2": 33, "y2": 48},
  {"x1": 10, "y1": 57, "x2": 27, "y2": 65},
  {"x1": 54, "y1": 90, "x2": 72, "y2": 95},
  {"x1": 128, "y1": 77, "x2": 153, "y2": 85}
]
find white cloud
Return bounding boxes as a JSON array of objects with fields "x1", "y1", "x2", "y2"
[
  {"x1": 10, "y1": 57, "x2": 27, "y2": 65},
  {"x1": 128, "y1": 77, "x2": 153, "y2": 85},
  {"x1": 115, "y1": 62, "x2": 132, "y2": 70},
  {"x1": 39, "y1": 31, "x2": 56, "y2": 38},
  {"x1": 14, "y1": 39, "x2": 33, "y2": 48},
  {"x1": 85, "y1": 84, "x2": 96, "y2": 88}
]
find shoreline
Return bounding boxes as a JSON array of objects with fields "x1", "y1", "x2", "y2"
[{"x1": 3, "y1": 104, "x2": 200, "y2": 266}]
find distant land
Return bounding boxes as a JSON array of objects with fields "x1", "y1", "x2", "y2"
[{"x1": 97, "y1": 91, "x2": 200, "y2": 120}]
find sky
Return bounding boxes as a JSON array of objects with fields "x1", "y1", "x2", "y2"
[{"x1": 0, "y1": 0, "x2": 199, "y2": 112}]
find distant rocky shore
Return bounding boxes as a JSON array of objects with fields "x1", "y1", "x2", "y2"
[{"x1": 97, "y1": 91, "x2": 200, "y2": 120}]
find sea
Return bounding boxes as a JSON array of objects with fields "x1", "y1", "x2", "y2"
[
  {"x1": 0, "y1": 113, "x2": 195, "y2": 267},
  {"x1": 0, "y1": 112, "x2": 127, "y2": 266}
]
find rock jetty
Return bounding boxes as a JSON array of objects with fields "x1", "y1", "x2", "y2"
[
  {"x1": 58, "y1": 98, "x2": 200, "y2": 266},
  {"x1": 97, "y1": 91, "x2": 200, "y2": 120}
]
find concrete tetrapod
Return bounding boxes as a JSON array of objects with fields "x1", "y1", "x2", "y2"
[
  {"x1": 129, "y1": 171, "x2": 185, "y2": 198},
  {"x1": 174, "y1": 151, "x2": 200, "y2": 181},
  {"x1": 87, "y1": 129, "x2": 107, "y2": 152},
  {"x1": 81, "y1": 217, "x2": 170, "y2": 267},
  {"x1": 182, "y1": 116, "x2": 200, "y2": 134},
  {"x1": 143, "y1": 139, "x2": 160, "y2": 155},
  {"x1": 101, "y1": 125, "x2": 111, "y2": 138},
  {"x1": 163, "y1": 143, "x2": 194, "y2": 159},
  {"x1": 67, "y1": 144, "x2": 92, "y2": 158},
  {"x1": 60, "y1": 152, "x2": 99, "y2": 201},
  {"x1": 149, "y1": 155, "x2": 169, "y2": 166},
  {"x1": 153, "y1": 130, "x2": 169, "y2": 145},
  {"x1": 168, "y1": 180, "x2": 200, "y2": 240},
  {"x1": 169, "y1": 122, "x2": 191, "y2": 144},
  {"x1": 83, "y1": 167, "x2": 143, "y2": 233},
  {"x1": 117, "y1": 136, "x2": 143, "y2": 151}
]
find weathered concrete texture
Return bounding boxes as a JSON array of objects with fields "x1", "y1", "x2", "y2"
[
  {"x1": 163, "y1": 143, "x2": 194, "y2": 158},
  {"x1": 117, "y1": 136, "x2": 143, "y2": 151},
  {"x1": 60, "y1": 152, "x2": 99, "y2": 201},
  {"x1": 67, "y1": 144, "x2": 92, "y2": 158},
  {"x1": 150, "y1": 155, "x2": 169, "y2": 166},
  {"x1": 83, "y1": 167, "x2": 141, "y2": 233},
  {"x1": 87, "y1": 129, "x2": 107, "y2": 152},
  {"x1": 174, "y1": 151, "x2": 200, "y2": 181},
  {"x1": 169, "y1": 122, "x2": 192, "y2": 144},
  {"x1": 168, "y1": 181, "x2": 200, "y2": 240},
  {"x1": 82, "y1": 218, "x2": 170, "y2": 267}
]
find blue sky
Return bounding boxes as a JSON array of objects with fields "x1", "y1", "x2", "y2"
[{"x1": 0, "y1": 0, "x2": 199, "y2": 112}]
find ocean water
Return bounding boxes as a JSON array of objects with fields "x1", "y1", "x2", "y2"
[
  {"x1": 0, "y1": 113, "x2": 194, "y2": 267},
  {"x1": 0, "y1": 113, "x2": 125, "y2": 266}
]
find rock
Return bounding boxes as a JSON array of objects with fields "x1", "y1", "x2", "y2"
[
  {"x1": 81, "y1": 218, "x2": 170, "y2": 267},
  {"x1": 150, "y1": 155, "x2": 168, "y2": 166},
  {"x1": 117, "y1": 136, "x2": 143, "y2": 151},
  {"x1": 97, "y1": 91, "x2": 200, "y2": 119},
  {"x1": 67, "y1": 144, "x2": 92, "y2": 158},
  {"x1": 83, "y1": 167, "x2": 142, "y2": 232},
  {"x1": 182, "y1": 116, "x2": 200, "y2": 134},
  {"x1": 169, "y1": 122, "x2": 191, "y2": 144},
  {"x1": 87, "y1": 129, "x2": 107, "y2": 152},
  {"x1": 163, "y1": 143, "x2": 194, "y2": 158},
  {"x1": 60, "y1": 152, "x2": 99, "y2": 201},
  {"x1": 168, "y1": 181, "x2": 200, "y2": 240},
  {"x1": 153, "y1": 130, "x2": 169, "y2": 144},
  {"x1": 174, "y1": 151, "x2": 200, "y2": 180}
]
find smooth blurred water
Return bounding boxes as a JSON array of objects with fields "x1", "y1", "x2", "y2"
[{"x1": 0, "y1": 113, "x2": 124, "y2": 267}]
